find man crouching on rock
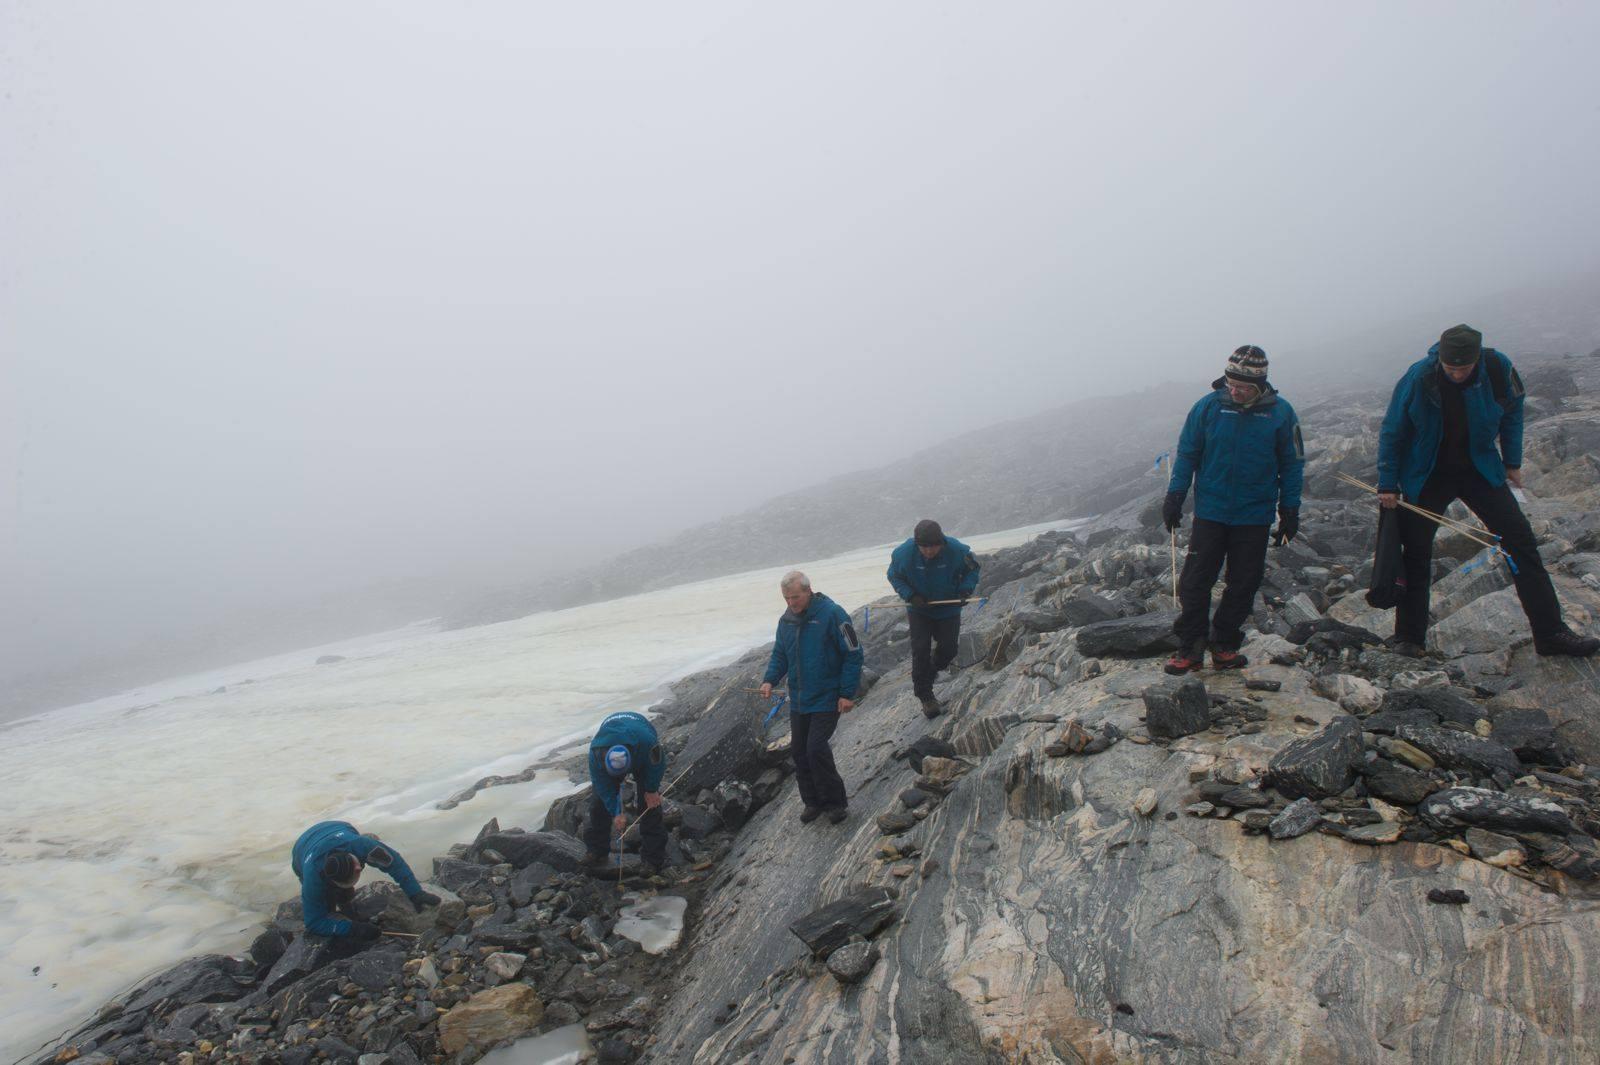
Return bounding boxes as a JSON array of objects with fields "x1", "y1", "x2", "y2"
[
  {"x1": 291, "y1": 821, "x2": 439, "y2": 941},
  {"x1": 1163, "y1": 344, "x2": 1305, "y2": 675},
  {"x1": 887, "y1": 518, "x2": 981, "y2": 718},
  {"x1": 583, "y1": 710, "x2": 670, "y2": 874},
  {"x1": 1377, "y1": 324, "x2": 1598, "y2": 658},
  {"x1": 760, "y1": 570, "x2": 864, "y2": 825}
]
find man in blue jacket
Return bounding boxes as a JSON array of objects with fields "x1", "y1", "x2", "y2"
[
  {"x1": 760, "y1": 570, "x2": 864, "y2": 824},
  {"x1": 1377, "y1": 324, "x2": 1597, "y2": 657},
  {"x1": 582, "y1": 710, "x2": 669, "y2": 872},
  {"x1": 1163, "y1": 345, "x2": 1304, "y2": 674},
  {"x1": 887, "y1": 519, "x2": 981, "y2": 718},
  {"x1": 290, "y1": 821, "x2": 438, "y2": 940}
]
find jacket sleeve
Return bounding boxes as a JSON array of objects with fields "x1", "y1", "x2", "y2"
[
  {"x1": 590, "y1": 748, "x2": 624, "y2": 817},
  {"x1": 887, "y1": 549, "x2": 916, "y2": 602},
  {"x1": 1166, "y1": 400, "x2": 1205, "y2": 496},
  {"x1": 762, "y1": 624, "x2": 789, "y2": 686},
  {"x1": 346, "y1": 834, "x2": 423, "y2": 897},
  {"x1": 1376, "y1": 373, "x2": 1412, "y2": 493},
  {"x1": 1276, "y1": 411, "x2": 1305, "y2": 510},
  {"x1": 956, "y1": 548, "x2": 981, "y2": 596},
  {"x1": 301, "y1": 870, "x2": 352, "y2": 937},
  {"x1": 835, "y1": 608, "x2": 864, "y2": 699},
  {"x1": 1498, "y1": 355, "x2": 1525, "y2": 468}
]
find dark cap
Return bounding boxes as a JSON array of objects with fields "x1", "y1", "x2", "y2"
[
  {"x1": 913, "y1": 519, "x2": 945, "y2": 547},
  {"x1": 323, "y1": 852, "x2": 360, "y2": 885},
  {"x1": 1438, "y1": 324, "x2": 1482, "y2": 367}
]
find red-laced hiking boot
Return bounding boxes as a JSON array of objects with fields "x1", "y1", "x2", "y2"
[
  {"x1": 1211, "y1": 650, "x2": 1249, "y2": 671},
  {"x1": 1164, "y1": 652, "x2": 1203, "y2": 676}
]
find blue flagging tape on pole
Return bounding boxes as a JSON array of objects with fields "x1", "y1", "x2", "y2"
[
  {"x1": 1151, "y1": 451, "x2": 1170, "y2": 474},
  {"x1": 1498, "y1": 546, "x2": 1519, "y2": 575},
  {"x1": 762, "y1": 694, "x2": 787, "y2": 726},
  {"x1": 863, "y1": 605, "x2": 870, "y2": 635}
]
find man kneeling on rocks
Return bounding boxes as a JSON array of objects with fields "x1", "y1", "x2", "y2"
[
  {"x1": 291, "y1": 821, "x2": 439, "y2": 940},
  {"x1": 583, "y1": 710, "x2": 669, "y2": 873},
  {"x1": 1163, "y1": 344, "x2": 1305, "y2": 675},
  {"x1": 760, "y1": 570, "x2": 864, "y2": 825},
  {"x1": 887, "y1": 518, "x2": 981, "y2": 718},
  {"x1": 1377, "y1": 324, "x2": 1598, "y2": 658}
]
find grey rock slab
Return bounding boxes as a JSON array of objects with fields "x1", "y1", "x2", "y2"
[
  {"x1": 1360, "y1": 759, "x2": 1437, "y2": 806},
  {"x1": 788, "y1": 886, "x2": 898, "y2": 959},
  {"x1": 826, "y1": 939, "x2": 882, "y2": 985},
  {"x1": 1265, "y1": 715, "x2": 1363, "y2": 799},
  {"x1": 1142, "y1": 674, "x2": 1211, "y2": 739},
  {"x1": 1420, "y1": 787, "x2": 1574, "y2": 835},
  {"x1": 476, "y1": 831, "x2": 588, "y2": 873},
  {"x1": 1394, "y1": 724, "x2": 1522, "y2": 779},
  {"x1": 1075, "y1": 611, "x2": 1182, "y2": 658},
  {"x1": 1269, "y1": 798, "x2": 1323, "y2": 840}
]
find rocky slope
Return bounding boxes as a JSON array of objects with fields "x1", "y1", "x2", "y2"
[{"x1": 32, "y1": 348, "x2": 1600, "y2": 1065}]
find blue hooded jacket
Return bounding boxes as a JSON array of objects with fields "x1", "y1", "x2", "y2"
[
  {"x1": 1377, "y1": 344, "x2": 1525, "y2": 500},
  {"x1": 291, "y1": 820, "x2": 423, "y2": 937},
  {"x1": 1167, "y1": 381, "x2": 1305, "y2": 526},
  {"x1": 762, "y1": 592, "x2": 864, "y2": 713},
  {"x1": 587, "y1": 710, "x2": 666, "y2": 817},
  {"x1": 887, "y1": 536, "x2": 981, "y2": 620}
]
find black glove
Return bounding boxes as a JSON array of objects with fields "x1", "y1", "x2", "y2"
[
  {"x1": 348, "y1": 920, "x2": 382, "y2": 942},
  {"x1": 910, "y1": 594, "x2": 928, "y2": 608},
  {"x1": 410, "y1": 891, "x2": 441, "y2": 910},
  {"x1": 1273, "y1": 507, "x2": 1300, "y2": 545},
  {"x1": 1162, "y1": 492, "x2": 1185, "y2": 532}
]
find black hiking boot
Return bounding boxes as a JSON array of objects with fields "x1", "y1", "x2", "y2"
[
  {"x1": 1164, "y1": 651, "x2": 1203, "y2": 676},
  {"x1": 919, "y1": 696, "x2": 943, "y2": 719},
  {"x1": 1386, "y1": 636, "x2": 1427, "y2": 658},
  {"x1": 799, "y1": 806, "x2": 822, "y2": 824},
  {"x1": 827, "y1": 807, "x2": 849, "y2": 825},
  {"x1": 1535, "y1": 628, "x2": 1600, "y2": 658}
]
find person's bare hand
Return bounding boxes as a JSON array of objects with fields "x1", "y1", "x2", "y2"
[
  {"x1": 1506, "y1": 467, "x2": 1524, "y2": 489},
  {"x1": 643, "y1": 792, "x2": 662, "y2": 810},
  {"x1": 838, "y1": 698, "x2": 855, "y2": 714},
  {"x1": 612, "y1": 814, "x2": 627, "y2": 834},
  {"x1": 759, "y1": 682, "x2": 773, "y2": 698},
  {"x1": 1378, "y1": 492, "x2": 1399, "y2": 510}
]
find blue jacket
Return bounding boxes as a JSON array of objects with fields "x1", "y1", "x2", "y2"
[
  {"x1": 762, "y1": 592, "x2": 864, "y2": 713},
  {"x1": 887, "y1": 537, "x2": 981, "y2": 620},
  {"x1": 291, "y1": 820, "x2": 423, "y2": 937},
  {"x1": 1168, "y1": 381, "x2": 1305, "y2": 526},
  {"x1": 588, "y1": 711, "x2": 666, "y2": 817},
  {"x1": 1377, "y1": 345, "x2": 1525, "y2": 500}
]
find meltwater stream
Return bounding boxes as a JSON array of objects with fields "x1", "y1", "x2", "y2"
[{"x1": 0, "y1": 520, "x2": 1075, "y2": 1060}]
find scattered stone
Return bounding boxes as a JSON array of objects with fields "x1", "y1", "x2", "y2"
[
  {"x1": 1265, "y1": 716, "x2": 1363, "y2": 799},
  {"x1": 918, "y1": 757, "x2": 970, "y2": 789},
  {"x1": 1361, "y1": 757, "x2": 1437, "y2": 806},
  {"x1": 1143, "y1": 675, "x2": 1211, "y2": 739},
  {"x1": 899, "y1": 788, "x2": 932, "y2": 810},
  {"x1": 789, "y1": 886, "x2": 898, "y2": 959},
  {"x1": 1386, "y1": 739, "x2": 1437, "y2": 771},
  {"x1": 1342, "y1": 821, "x2": 1403, "y2": 845},
  {"x1": 1392, "y1": 670, "x2": 1451, "y2": 691},
  {"x1": 1245, "y1": 679, "x2": 1282, "y2": 692},
  {"x1": 876, "y1": 811, "x2": 916, "y2": 835},
  {"x1": 1465, "y1": 829, "x2": 1526, "y2": 868},
  {"x1": 1420, "y1": 788, "x2": 1574, "y2": 835},
  {"x1": 1075, "y1": 612, "x2": 1182, "y2": 658},
  {"x1": 483, "y1": 952, "x2": 526, "y2": 983},
  {"x1": 1132, "y1": 788, "x2": 1158, "y2": 817},
  {"x1": 826, "y1": 938, "x2": 882, "y2": 985},
  {"x1": 1395, "y1": 725, "x2": 1522, "y2": 778},
  {"x1": 1427, "y1": 888, "x2": 1471, "y2": 905},
  {"x1": 1269, "y1": 798, "x2": 1322, "y2": 840},
  {"x1": 438, "y1": 985, "x2": 545, "y2": 1055}
]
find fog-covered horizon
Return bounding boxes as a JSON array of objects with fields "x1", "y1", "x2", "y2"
[{"x1": 6, "y1": 3, "x2": 1600, "y2": 699}]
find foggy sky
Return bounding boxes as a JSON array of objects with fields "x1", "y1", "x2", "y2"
[{"x1": 5, "y1": 2, "x2": 1600, "y2": 689}]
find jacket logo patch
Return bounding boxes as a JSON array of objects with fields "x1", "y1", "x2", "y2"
[
  {"x1": 649, "y1": 744, "x2": 664, "y2": 766},
  {"x1": 365, "y1": 844, "x2": 394, "y2": 869}
]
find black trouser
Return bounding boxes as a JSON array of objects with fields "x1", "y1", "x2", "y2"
[
  {"x1": 583, "y1": 780, "x2": 668, "y2": 867},
  {"x1": 1395, "y1": 470, "x2": 1563, "y2": 644},
  {"x1": 791, "y1": 710, "x2": 846, "y2": 810},
  {"x1": 1174, "y1": 518, "x2": 1270, "y2": 652},
  {"x1": 908, "y1": 611, "x2": 962, "y2": 699}
]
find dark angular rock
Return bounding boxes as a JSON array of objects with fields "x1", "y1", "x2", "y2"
[
  {"x1": 474, "y1": 927, "x2": 542, "y2": 951},
  {"x1": 347, "y1": 947, "x2": 406, "y2": 992},
  {"x1": 249, "y1": 928, "x2": 289, "y2": 970},
  {"x1": 1360, "y1": 759, "x2": 1437, "y2": 806},
  {"x1": 902, "y1": 735, "x2": 958, "y2": 773},
  {"x1": 475, "y1": 831, "x2": 587, "y2": 872},
  {"x1": 876, "y1": 811, "x2": 916, "y2": 835},
  {"x1": 669, "y1": 688, "x2": 776, "y2": 799},
  {"x1": 1419, "y1": 787, "x2": 1574, "y2": 835},
  {"x1": 1464, "y1": 828, "x2": 1523, "y2": 863},
  {"x1": 1265, "y1": 716, "x2": 1363, "y2": 799},
  {"x1": 1245, "y1": 679, "x2": 1282, "y2": 692},
  {"x1": 1395, "y1": 725, "x2": 1522, "y2": 778},
  {"x1": 1075, "y1": 612, "x2": 1181, "y2": 658},
  {"x1": 1528, "y1": 834, "x2": 1600, "y2": 880},
  {"x1": 1427, "y1": 888, "x2": 1470, "y2": 905},
  {"x1": 789, "y1": 886, "x2": 898, "y2": 959},
  {"x1": 1217, "y1": 787, "x2": 1271, "y2": 810},
  {"x1": 1488, "y1": 708, "x2": 1565, "y2": 766},
  {"x1": 509, "y1": 861, "x2": 557, "y2": 907},
  {"x1": 1142, "y1": 675, "x2": 1211, "y2": 739},
  {"x1": 899, "y1": 788, "x2": 932, "y2": 810},
  {"x1": 713, "y1": 779, "x2": 755, "y2": 830},
  {"x1": 431, "y1": 857, "x2": 493, "y2": 892},
  {"x1": 1269, "y1": 798, "x2": 1322, "y2": 840},
  {"x1": 826, "y1": 939, "x2": 882, "y2": 985},
  {"x1": 673, "y1": 803, "x2": 723, "y2": 841},
  {"x1": 1377, "y1": 686, "x2": 1484, "y2": 728},
  {"x1": 541, "y1": 790, "x2": 589, "y2": 837},
  {"x1": 261, "y1": 934, "x2": 340, "y2": 995},
  {"x1": 120, "y1": 954, "x2": 256, "y2": 1016}
]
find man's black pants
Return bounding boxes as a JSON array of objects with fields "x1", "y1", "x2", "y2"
[
  {"x1": 583, "y1": 779, "x2": 668, "y2": 868},
  {"x1": 791, "y1": 710, "x2": 846, "y2": 810},
  {"x1": 1175, "y1": 518, "x2": 1270, "y2": 652},
  {"x1": 1395, "y1": 471, "x2": 1563, "y2": 645},
  {"x1": 908, "y1": 611, "x2": 962, "y2": 699}
]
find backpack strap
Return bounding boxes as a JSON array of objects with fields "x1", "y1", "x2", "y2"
[{"x1": 1483, "y1": 349, "x2": 1524, "y2": 409}]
